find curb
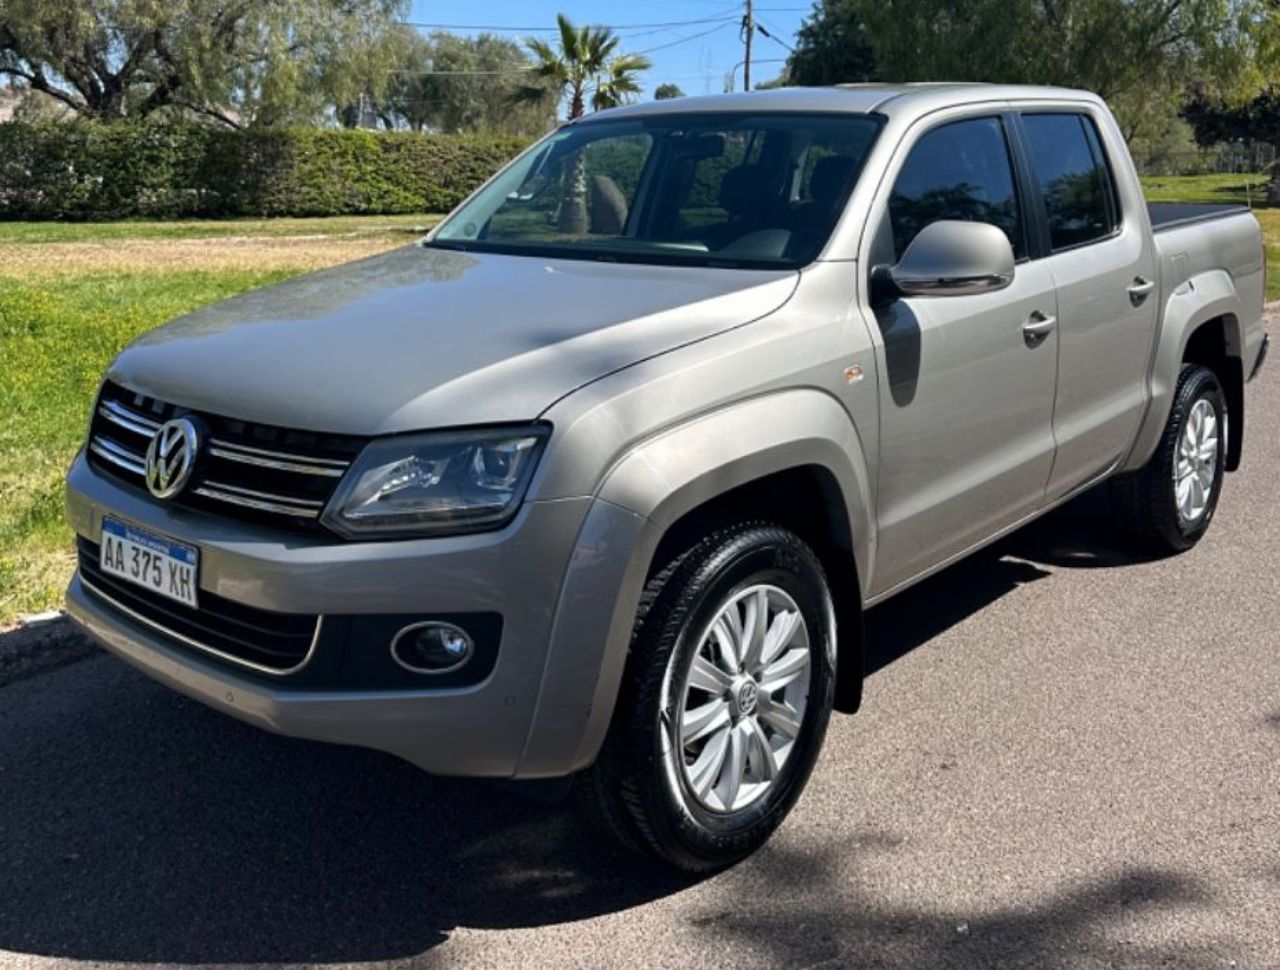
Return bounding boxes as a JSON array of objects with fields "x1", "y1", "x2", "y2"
[{"x1": 0, "y1": 613, "x2": 99, "y2": 688}]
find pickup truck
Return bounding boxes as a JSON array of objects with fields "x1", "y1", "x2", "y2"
[{"x1": 65, "y1": 84, "x2": 1267, "y2": 871}]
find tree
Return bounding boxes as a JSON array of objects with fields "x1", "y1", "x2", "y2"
[
  {"x1": 515, "y1": 15, "x2": 649, "y2": 234},
  {"x1": 785, "y1": 0, "x2": 1278, "y2": 137},
  {"x1": 591, "y1": 54, "x2": 650, "y2": 111},
  {"x1": 0, "y1": 0, "x2": 406, "y2": 127},
  {"x1": 1183, "y1": 90, "x2": 1280, "y2": 202},
  {"x1": 654, "y1": 82, "x2": 684, "y2": 100},
  {"x1": 517, "y1": 13, "x2": 650, "y2": 121},
  {"x1": 786, "y1": 0, "x2": 875, "y2": 86},
  {"x1": 388, "y1": 31, "x2": 552, "y2": 135}
]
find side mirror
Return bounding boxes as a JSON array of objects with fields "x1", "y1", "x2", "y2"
[{"x1": 889, "y1": 220, "x2": 1015, "y2": 297}]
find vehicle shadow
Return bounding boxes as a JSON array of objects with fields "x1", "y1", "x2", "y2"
[
  {"x1": 0, "y1": 618, "x2": 98, "y2": 688},
  {"x1": 863, "y1": 548, "x2": 1051, "y2": 675},
  {"x1": 0, "y1": 487, "x2": 1168, "y2": 965},
  {"x1": 1004, "y1": 485, "x2": 1163, "y2": 570},
  {"x1": 2, "y1": 658, "x2": 1229, "y2": 969},
  {"x1": 0, "y1": 659, "x2": 692, "y2": 964},
  {"x1": 861, "y1": 486, "x2": 1153, "y2": 676}
]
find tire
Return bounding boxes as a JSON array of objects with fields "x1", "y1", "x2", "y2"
[
  {"x1": 580, "y1": 523, "x2": 837, "y2": 872},
  {"x1": 1110, "y1": 364, "x2": 1227, "y2": 554}
]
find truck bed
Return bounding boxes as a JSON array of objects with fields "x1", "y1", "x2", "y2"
[{"x1": 1148, "y1": 201, "x2": 1250, "y2": 233}]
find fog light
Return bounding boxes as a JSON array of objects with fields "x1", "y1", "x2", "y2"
[{"x1": 391, "y1": 621, "x2": 475, "y2": 674}]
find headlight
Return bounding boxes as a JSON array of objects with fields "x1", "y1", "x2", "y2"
[{"x1": 321, "y1": 425, "x2": 549, "y2": 539}]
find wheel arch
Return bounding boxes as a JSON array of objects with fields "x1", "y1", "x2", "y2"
[
  {"x1": 517, "y1": 390, "x2": 875, "y2": 778},
  {"x1": 1180, "y1": 314, "x2": 1244, "y2": 470},
  {"x1": 1123, "y1": 269, "x2": 1247, "y2": 473}
]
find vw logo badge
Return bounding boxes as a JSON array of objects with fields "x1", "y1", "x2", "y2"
[{"x1": 145, "y1": 417, "x2": 200, "y2": 499}]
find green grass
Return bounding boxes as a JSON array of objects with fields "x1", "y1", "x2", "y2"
[
  {"x1": 0, "y1": 213, "x2": 440, "y2": 245},
  {"x1": 1139, "y1": 173, "x2": 1272, "y2": 206},
  {"x1": 1140, "y1": 175, "x2": 1279, "y2": 301},
  {"x1": 0, "y1": 270, "x2": 298, "y2": 621}
]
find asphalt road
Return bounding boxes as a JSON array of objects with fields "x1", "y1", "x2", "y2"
[{"x1": 3, "y1": 351, "x2": 1278, "y2": 969}]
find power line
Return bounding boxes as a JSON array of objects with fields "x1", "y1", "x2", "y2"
[
  {"x1": 754, "y1": 19, "x2": 795, "y2": 52},
  {"x1": 633, "y1": 22, "x2": 737, "y2": 55},
  {"x1": 400, "y1": 15, "x2": 738, "y2": 33}
]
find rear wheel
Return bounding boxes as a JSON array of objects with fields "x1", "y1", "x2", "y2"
[
  {"x1": 581, "y1": 523, "x2": 837, "y2": 872},
  {"x1": 1110, "y1": 364, "x2": 1227, "y2": 554}
]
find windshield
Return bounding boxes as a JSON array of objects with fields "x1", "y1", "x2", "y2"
[{"x1": 430, "y1": 112, "x2": 882, "y2": 269}]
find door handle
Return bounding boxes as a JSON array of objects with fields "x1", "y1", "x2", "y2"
[
  {"x1": 1127, "y1": 276, "x2": 1156, "y2": 306},
  {"x1": 1022, "y1": 311, "x2": 1056, "y2": 346}
]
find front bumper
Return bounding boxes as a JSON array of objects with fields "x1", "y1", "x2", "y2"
[{"x1": 65, "y1": 453, "x2": 647, "y2": 778}]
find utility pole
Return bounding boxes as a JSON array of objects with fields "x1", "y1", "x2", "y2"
[{"x1": 742, "y1": 0, "x2": 753, "y2": 92}]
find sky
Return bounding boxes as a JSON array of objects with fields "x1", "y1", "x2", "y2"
[{"x1": 405, "y1": 1, "x2": 812, "y2": 100}]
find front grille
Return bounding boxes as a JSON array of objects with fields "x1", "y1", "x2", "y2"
[
  {"x1": 87, "y1": 381, "x2": 366, "y2": 533},
  {"x1": 77, "y1": 538, "x2": 321, "y2": 674}
]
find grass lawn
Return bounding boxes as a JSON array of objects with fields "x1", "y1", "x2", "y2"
[
  {"x1": 0, "y1": 183, "x2": 1275, "y2": 624},
  {"x1": 1139, "y1": 172, "x2": 1273, "y2": 206},
  {"x1": 0, "y1": 213, "x2": 438, "y2": 245},
  {"x1": 0, "y1": 215, "x2": 437, "y2": 625},
  {"x1": 1141, "y1": 174, "x2": 1280, "y2": 299}
]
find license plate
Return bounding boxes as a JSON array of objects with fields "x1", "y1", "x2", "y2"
[{"x1": 99, "y1": 517, "x2": 199, "y2": 608}]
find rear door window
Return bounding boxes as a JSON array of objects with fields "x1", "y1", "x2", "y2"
[{"x1": 1021, "y1": 113, "x2": 1119, "y2": 251}]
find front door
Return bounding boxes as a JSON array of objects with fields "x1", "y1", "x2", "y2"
[{"x1": 865, "y1": 114, "x2": 1060, "y2": 595}]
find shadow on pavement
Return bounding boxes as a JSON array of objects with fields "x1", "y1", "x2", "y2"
[
  {"x1": 703, "y1": 842, "x2": 1221, "y2": 968},
  {"x1": 0, "y1": 485, "x2": 1176, "y2": 965},
  {"x1": 1005, "y1": 486, "x2": 1162, "y2": 570},
  {"x1": 0, "y1": 660, "x2": 692, "y2": 964},
  {"x1": 862, "y1": 486, "x2": 1153, "y2": 678},
  {"x1": 0, "y1": 618, "x2": 97, "y2": 688},
  {"x1": 2, "y1": 656, "x2": 1225, "y2": 968},
  {"x1": 864, "y1": 549, "x2": 1051, "y2": 676}
]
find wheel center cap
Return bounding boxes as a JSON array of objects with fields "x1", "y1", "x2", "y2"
[{"x1": 733, "y1": 679, "x2": 759, "y2": 718}]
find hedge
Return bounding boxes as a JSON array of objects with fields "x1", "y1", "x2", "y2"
[{"x1": 0, "y1": 122, "x2": 529, "y2": 220}]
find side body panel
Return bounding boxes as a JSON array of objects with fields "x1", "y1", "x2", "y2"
[
  {"x1": 845, "y1": 102, "x2": 1063, "y2": 597},
  {"x1": 868, "y1": 261, "x2": 1060, "y2": 592},
  {"x1": 1121, "y1": 211, "x2": 1266, "y2": 472},
  {"x1": 1019, "y1": 103, "x2": 1162, "y2": 499}
]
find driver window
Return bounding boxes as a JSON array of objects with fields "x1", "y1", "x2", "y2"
[{"x1": 887, "y1": 116, "x2": 1025, "y2": 261}]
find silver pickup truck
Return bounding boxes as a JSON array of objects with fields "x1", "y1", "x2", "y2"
[{"x1": 65, "y1": 84, "x2": 1267, "y2": 870}]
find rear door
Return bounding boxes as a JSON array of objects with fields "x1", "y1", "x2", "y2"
[
  {"x1": 1015, "y1": 110, "x2": 1159, "y2": 499},
  {"x1": 862, "y1": 112, "x2": 1060, "y2": 595}
]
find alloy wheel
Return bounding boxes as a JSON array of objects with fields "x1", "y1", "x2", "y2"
[
  {"x1": 667, "y1": 584, "x2": 812, "y2": 813},
  {"x1": 1174, "y1": 397, "x2": 1220, "y2": 525}
]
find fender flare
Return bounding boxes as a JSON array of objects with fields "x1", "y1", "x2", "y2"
[
  {"x1": 516, "y1": 389, "x2": 874, "y2": 778},
  {"x1": 1122, "y1": 269, "x2": 1245, "y2": 473}
]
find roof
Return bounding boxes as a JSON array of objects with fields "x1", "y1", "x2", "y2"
[{"x1": 584, "y1": 83, "x2": 1101, "y2": 124}]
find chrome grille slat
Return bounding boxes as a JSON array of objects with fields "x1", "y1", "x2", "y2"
[
  {"x1": 89, "y1": 438, "x2": 146, "y2": 477},
  {"x1": 86, "y1": 382, "x2": 365, "y2": 531},
  {"x1": 193, "y1": 484, "x2": 324, "y2": 519},
  {"x1": 79, "y1": 575, "x2": 323, "y2": 677},
  {"x1": 99, "y1": 400, "x2": 161, "y2": 437},
  {"x1": 207, "y1": 442, "x2": 347, "y2": 477}
]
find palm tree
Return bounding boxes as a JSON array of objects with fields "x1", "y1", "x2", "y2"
[
  {"x1": 517, "y1": 15, "x2": 651, "y2": 232},
  {"x1": 517, "y1": 14, "x2": 651, "y2": 121},
  {"x1": 591, "y1": 55, "x2": 652, "y2": 111}
]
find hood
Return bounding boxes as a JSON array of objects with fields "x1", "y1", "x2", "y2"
[{"x1": 110, "y1": 245, "x2": 799, "y2": 435}]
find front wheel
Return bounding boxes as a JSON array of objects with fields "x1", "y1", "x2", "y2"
[
  {"x1": 580, "y1": 523, "x2": 837, "y2": 872},
  {"x1": 1110, "y1": 364, "x2": 1227, "y2": 554}
]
